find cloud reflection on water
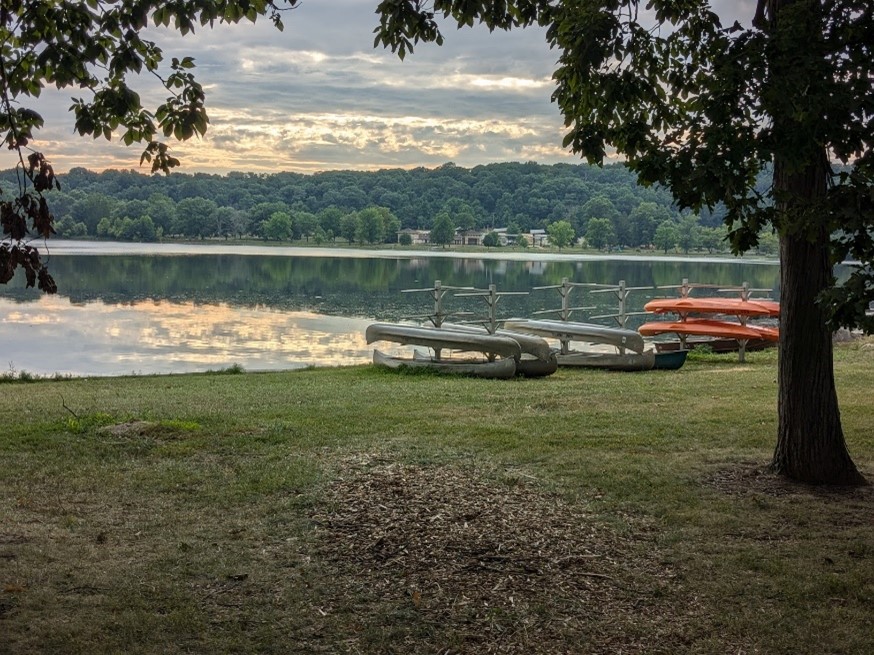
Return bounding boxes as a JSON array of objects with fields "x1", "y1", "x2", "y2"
[{"x1": 1, "y1": 296, "x2": 379, "y2": 377}]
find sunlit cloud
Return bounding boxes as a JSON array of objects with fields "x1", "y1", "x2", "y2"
[{"x1": 0, "y1": 1, "x2": 748, "y2": 175}]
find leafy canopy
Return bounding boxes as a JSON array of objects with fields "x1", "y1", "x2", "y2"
[
  {"x1": 1, "y1": 0, "x2": 297, "y2": 290},
  {"x1": 374, "y1": 0, "x2": 874, "y2": 331}
]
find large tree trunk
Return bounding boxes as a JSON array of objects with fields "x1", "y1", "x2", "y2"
[
  {"x1": 765, "y1": 0, "x2": 866, "y2": 485},
  {"x1": 770, "y1": 162, "x2": 866, "y2": 485}
]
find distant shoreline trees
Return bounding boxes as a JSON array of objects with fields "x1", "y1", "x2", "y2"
[{"x1": 1, "y1": 162, "x2": 746, "y2": 253}]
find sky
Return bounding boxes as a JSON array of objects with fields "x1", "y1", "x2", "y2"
[{"x1": 3, "y1": 0, "x2": 754, "y2": 176}]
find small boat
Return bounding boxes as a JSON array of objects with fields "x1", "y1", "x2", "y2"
[
  {"x1": 373, "y1": 349, "x2": 517, "y2": 379},
  {"x1": 438, "y1": 323, "x2": 557, "y2": 377},
  {"x1": 638, "y1": 318, "x2": 779, "y2": 342},
  {"x1": 439, "y1": 323, "x2": 554, "y2": 361},
  {"x1": 366, "y1": 322, "x2": 523, "y2": 360},
  {"x1": 516, "y1": 352, "x2": 559, "y2": 377},
  {"x1": 555, "y1": 349, "x2": 656, "y2": 372},
  {"x1": 653, "y1": 338, "x2": 774, "y2": 354},
  {"x1": 652, "y1": 350, "x2": 688, "y2": 370},
  {"x1": 502, "y1": 318, "x2": 647, "y2": 354},
  {"x1": 644, "y1": 297, "x2": 780, "y2": 318}
]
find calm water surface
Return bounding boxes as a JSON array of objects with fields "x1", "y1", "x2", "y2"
[{"x1": 1, "y1": 241, "x2": 781, "y2": 376}]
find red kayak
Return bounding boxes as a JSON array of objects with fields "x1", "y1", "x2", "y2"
[
  {"x1": 644, "y1": 297, "x2": 780, "y2": 318},
  {"x1": 638, "y1": 318, "x2": 779, "y2": 342}
]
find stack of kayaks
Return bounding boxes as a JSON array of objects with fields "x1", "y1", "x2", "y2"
[{"x1": 638, "y1": 297, "x2": 780, "y2": 348}]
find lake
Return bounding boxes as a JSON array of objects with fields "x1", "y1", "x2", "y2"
[{"x1": 0, "y1": 241, "x2": 781, "y2": 376}]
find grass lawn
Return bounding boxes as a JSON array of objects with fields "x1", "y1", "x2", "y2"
[{"x1": 1, "y1": 340, "x2": 872, "y2": 654}]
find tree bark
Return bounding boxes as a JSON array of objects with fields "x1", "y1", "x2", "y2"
[
  {"x1": 770, "y1": 162, "x2": 867, "y2": 485},
  {"x1": 764, "y1": 0, "x2": 867, "y2": 485}
]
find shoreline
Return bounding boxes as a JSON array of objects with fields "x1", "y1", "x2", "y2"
[{"x1": 39, "y1": 238, "x2": 780, "y2": 266}]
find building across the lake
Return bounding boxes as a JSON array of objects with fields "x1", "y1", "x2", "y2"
[{"x1": 397, "y1": 227, "x2": 548, "y2": 247}]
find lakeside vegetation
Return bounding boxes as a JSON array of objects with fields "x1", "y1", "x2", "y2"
[
  {"x1": 2, "y1": 342, "x2": 872, "y2": 653},
  {"x1": 0, "y1": 162, "x2": 778, "y2": 256}
]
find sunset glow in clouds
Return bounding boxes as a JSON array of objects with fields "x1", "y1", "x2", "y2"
[{"x1": 0, "y1": 0, "x2": 754, "y2": 175}]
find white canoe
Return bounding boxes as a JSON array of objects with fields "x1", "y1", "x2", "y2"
[
  {"x1": 374, "y1": 349, "x2": 517, "y2": 379},
  {"x1": 503, "y1": 319, "x2": 646, "y2": 354},
  {"x1": 366, "y1": 323, "x2": 523, "y2": 360}
]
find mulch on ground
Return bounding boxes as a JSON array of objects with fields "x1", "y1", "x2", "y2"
[{"x1": 307, "y1": 454, "x2": 692, "y2": 654}]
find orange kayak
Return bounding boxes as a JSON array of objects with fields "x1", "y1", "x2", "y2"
[
  {"x1": 638, "y1": 319, "x2": 779, "y2": 342},
  {"x1": 644, "y1": 297, "x2": 780, "y2": 318}
]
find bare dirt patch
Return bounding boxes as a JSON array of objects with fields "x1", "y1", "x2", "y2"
[
  {"x1": 308, "y1": 454, "x2": 693, "y2": 654},
  {"x1": 704, "y1": 461, "x2": 874, "y2": 501}
]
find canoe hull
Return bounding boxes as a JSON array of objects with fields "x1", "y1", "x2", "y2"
[
  {"x1": 516, "y1": 353, "x2": 558, "y2": 378},
  {"x1": 644, "y1": 297, "x2": 780, "y2": 318},
  {"x1": 366, "y1": 323, "x2": 523, "y2": 360},
  {"x1": 439, "y1": 323, "x2": 554, "y2": 362},
  {"x1": 503, "y1": 319, "x2": 646, "y2": 354},
  {"x1": 652, "y1": 350, "x2": 688, "y2": 370},
  {"x1": 555, "y1": 349, "x2": 655, "y2": 372},
  {"x1": 373, "y1": 349, "x2": 517, "y2": 379},
  {"x1": 638, "y1": 319, "x2": 779, "y2": 342}
]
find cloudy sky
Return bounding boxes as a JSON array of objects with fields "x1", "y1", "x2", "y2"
[{"x1": 3, "y1": 0, "x2": 754, "y2": 175}]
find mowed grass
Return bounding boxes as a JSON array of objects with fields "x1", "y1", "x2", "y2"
[{"x1": 1, "y1": 340, "x2": 872, "y2": 654}]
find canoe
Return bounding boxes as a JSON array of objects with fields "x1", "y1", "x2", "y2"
[
  {"x1": 652, "y1": 350, "x2": 688, "y2": 370},
  {"x1": 638, "y1": 319, "x2": 779, "y2": 342},
  {"x1": 502, "y1": 318, "x2": 646, "y2": 354},
  {"x1": 374, "y1": 349, "x2": 517, "y2": 379},
  {"x1": 653, "y1": 338, "x2": 775, "y2": 354},
  {"x1": 555, "y1": 349, "x2": 655, "y2": 371},
  {"x1": 439, "y1": 323, "x2": 554, "y2": 362},
  {"x1": 644, "y1": 297, "x2": 780, "y2": 318},
  {"x1": 516, "y1": 352, "x2": 559, "y2": 378},
  {"x1": 366, "y1": 322, "x2": 523, "y2": 360}
]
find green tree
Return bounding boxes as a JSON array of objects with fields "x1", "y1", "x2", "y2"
[
  {"x1": 516, "y1": 234, "x2": 529, "y2": 249},
  {"x1": 1, "y1": 1, "x2": 297, "y2": 291},
  {"x1": 262, "y1": 211, "x2": 293, "y2": 242},
  {"x1": 699, "y1": 226, "x2": 727, "y2": 254},
  {"x1": 653, "y1": 221, "x2": 680, "y2": 254},
  {"x1": 585, "y1": 217, "x2": 616, "y2": 251},
  {"x1": 578, "y1": 195, "x2": 619, "y2": 235},
  {"x1": 294, "y1": 211, "x2": 319, "y2": 242},
  {"x1": 318, "y1": 207, "x2": 345, "y2": 241},
  {"x1": 375, "y1": 0, "x2": 873, "y2": 484},
  {"x1": 174, "y1": 197, "x2": 217, "y2": 239},
  {"x1": 629, "y1": 202, "x2": 672, "y2": 248},
  {"x1": 249, "y1": 202, "x2": 289, "y2": 239},
  {"x1": 546, "y1": 220, "x2": 575, "y2": 250},
  {"x1": 146, "y1": 193, "x2": 177, "y2": 234},
  {"x1": 677, "y1": 215, "x2": 703, "y2": 254},
  {"x1": 398, "y1": 232, "x2": 414, "y2": 247},
  {"x1": 339, "y1": 213, "x2": 359, "y2": 244},
  {"x1": 430, "y1": 212, "x2": 455, "y2": 248},
  {"x1": 482, "y1": 231, "x2": 500, "y2": 248},
  {"x1": 355, "y1": 207, "x2": 384, "y2": 244},
  {"x1": 71, "y1": 193, "x2": 117, "y2": 235}
]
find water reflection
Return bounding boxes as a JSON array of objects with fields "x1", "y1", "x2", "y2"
[
  {"x1": 1, "y1": 296, "x2": 378, "y2": 376},
  {"x1": 0, "y1": 248, "x2": 782, "y2": 376}
]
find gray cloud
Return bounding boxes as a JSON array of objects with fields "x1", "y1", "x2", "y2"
[{"x1": 2, "y1": 1, "x2": 746, "y2": 175}]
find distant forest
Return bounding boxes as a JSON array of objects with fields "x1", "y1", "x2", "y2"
[{"x1": 0, "y1": 161, "x2": 776, "y2": 254}]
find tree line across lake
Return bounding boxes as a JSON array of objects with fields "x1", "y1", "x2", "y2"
[{"x1": 1, "y1": 161, "x2": 776, "y2": 254}]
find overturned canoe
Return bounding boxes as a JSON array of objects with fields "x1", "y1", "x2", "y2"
[
  {"x1": 638, "y1": 319, "x2": 779, "y2": 342},
  {"x1": 503, "y1": 318, "x2": 646, "y2": 354},
  {"x1": 438, "y1": 323, "x2": 554, "y2": 362},
  {"x1": 644, "y1": 297, "x2": 780, "y2": 318},
  {"x1": 652, "y1": 350, "x2": 689, "y2": 370},
  {"x1": 555, "y1": 349, "x2": 655, "y2": 372},
  {"x1": 366, "y1": 322, "x2": 523, "y2": 360},
  {"x1": 374, "y1": 349, "x2": 517, "y2": 379}
]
